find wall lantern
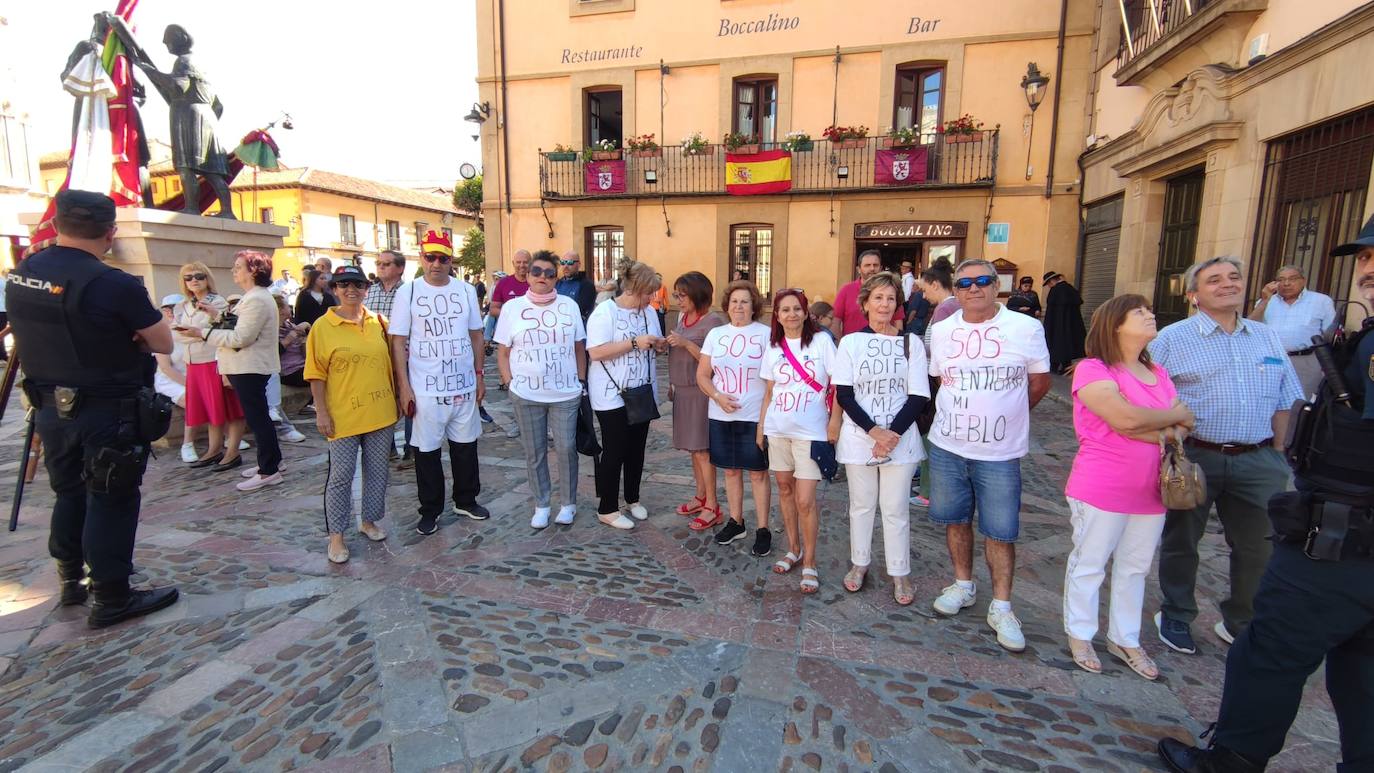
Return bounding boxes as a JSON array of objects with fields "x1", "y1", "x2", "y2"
[
  {"x1": 644, "y1": 169, "x2": 658, "y2": 184},
  {"x1": 1020, "y1": 62, "x2": 1051, "y2": 180},
  {"x1": 836, "y1": 165, "x2": 850, "y2": 180},
  {"x1": 464, "y1": 102, "x2": 491, "y2": 124}
]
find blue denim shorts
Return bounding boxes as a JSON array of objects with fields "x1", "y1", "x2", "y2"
[
  {"x1": 709, "y1": 419, "x2": 768, "y2": 471},
  {"x1": 926, "y1": 442, "x2": 1022, "y2": 542}
]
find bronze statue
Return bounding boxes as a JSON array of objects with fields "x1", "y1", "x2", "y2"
[{"x1": 105, "y1": 15, "x2": 235, "y2": 218}]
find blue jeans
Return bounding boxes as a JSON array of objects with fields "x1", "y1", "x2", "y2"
[{"x1": 926, "y1": 442, "x2": 1022, "y2": 542}]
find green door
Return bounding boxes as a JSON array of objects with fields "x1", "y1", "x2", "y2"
[{"x1": 1154, "y1": 168, "x2": 1206, "y2": 325}]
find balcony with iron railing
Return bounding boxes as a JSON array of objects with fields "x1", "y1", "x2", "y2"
[
  {"x1": 1113, "y1": 0, "x2": 1267, "y2": 87},
  {"x1": 538, "y1": 131, "x2": 999, "y2": 201}
]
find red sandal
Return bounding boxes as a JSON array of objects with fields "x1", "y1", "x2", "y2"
[
  {"x1": 688, "y1": 505, "x2": 722, "y2": 531},
  {"x1": 676, "y1": 495, "x2": 707, "y2": 516}
]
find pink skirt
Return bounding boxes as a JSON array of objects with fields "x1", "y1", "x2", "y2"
[{"x1": 184, "y1": 360, "x2": 245, "y2": 426}]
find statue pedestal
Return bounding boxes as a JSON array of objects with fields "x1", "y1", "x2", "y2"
[{"x1": 21, "y1": 208, "x2": 287, "y2": 302}]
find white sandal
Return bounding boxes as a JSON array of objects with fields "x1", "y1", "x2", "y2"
[
  {"x1": 1107, "y1": 641, "x2": 1159, "y2": 681},
  {"x1": 800, "y1": 568, "x2": 819, "y2": 594},
  {"x1": 773, "y1": 551, "x2": 801, "y2": 574}
]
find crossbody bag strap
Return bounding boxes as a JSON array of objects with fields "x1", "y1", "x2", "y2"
[
  {"x1": 779, "y1": 338, "x2": 823, "y2": 393},
  {"x1": 640, "y1": 309, "x2": 654, "y2": 387},
  {"x1": 600, "y1": 360, "x2": 623, "y2": 392}
]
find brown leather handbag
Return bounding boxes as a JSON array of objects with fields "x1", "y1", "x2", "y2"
[{"x1": 1159, "y1": 436, "x2": 1207, "y2": 510}]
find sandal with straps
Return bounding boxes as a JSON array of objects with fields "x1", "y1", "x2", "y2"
[
  {"x1": 1107, "y1": 641, "x2": 1158, "y2": 681},
  {"x1": 800, "y1": 568, "x2": 819, "y2": 594},
  {"x1": 688, "y1": 506, "x2": 723, "y2": 532},
  {"x1": 773, "y1": 551, "x2": 801, "y2": 574},
  {"x1": 843, "y1": 565, "x2": 868, "y2": 593},
  {"x1": 892, "y1": 575, "x2": 915, "y2": 606},
  {"x1": 676, "y1": 495, "x2": 706, "y2": 516},
  {"x1": 1068, "y1": 637, "x2": 1102, "y2": 674}
]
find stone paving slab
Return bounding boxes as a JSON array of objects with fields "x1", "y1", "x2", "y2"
[{"x1": 0, "y1": 370, "x2": 1343, "y2": 771}]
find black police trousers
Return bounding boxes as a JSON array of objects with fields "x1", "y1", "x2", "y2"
[
  {"x1": 36, "y1": 400, "x2": 146, "y2": 582},
  {"x1": 1214, "y1": 543, "x2": 1374, "y2": 770}
]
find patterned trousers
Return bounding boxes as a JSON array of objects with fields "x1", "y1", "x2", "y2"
[
  {"x1": 325, "y1": 426, "x2": 393, "y2": 534},
  {"x1": 511, "y1": 393, "x2": 579, "y2": 509}
]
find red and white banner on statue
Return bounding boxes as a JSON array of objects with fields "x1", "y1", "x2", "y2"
[
  {"x1": 874, "y1": 147, "x2": 929, "y2": 186},
  {"x1": 584, "y1": 160, "x2": 626, "y2": 195}
]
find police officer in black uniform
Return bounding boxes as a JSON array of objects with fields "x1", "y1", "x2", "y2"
[
  {"x1": 4, "y1": 190, "x2": 179, "y2": 628},
  {"x1": 1158, "y1": 215, "x2": 1374, "y2": 772}
]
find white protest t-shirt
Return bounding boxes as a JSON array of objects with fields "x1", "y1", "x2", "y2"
[
  {"x1": 927, "y1": 304, "x2": 1050, "y2": 461},
  {"x1": 494, "y1": 294, "x2": 586, "y2": 403},
  {"x1": 586, "y1": 300, "x2": 661, "y2": 412},
  {"x1": 831, "y1": 331, "x2": 930, "y2": 465},
  {"x1": 702, "y1": 322, "x2": 770, "y2": 423},
  {"x1": 388, "y1": 278, "x2": 483, "y2": 397},
  {"x1": 761, "y1": 334, "x2": 836, "y2": 441}
]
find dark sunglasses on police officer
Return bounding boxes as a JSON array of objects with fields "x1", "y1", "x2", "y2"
[{"x1": 953, "y1": 275, "x2": 997, "y2": 290}]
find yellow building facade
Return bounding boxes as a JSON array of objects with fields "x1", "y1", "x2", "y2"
[
  {"x1": 36, "y1": 155, "x2": 474, "y2": 277},
  {"x1": 474, "y1": 0, "x2": 1095, "y2": 306},
  {"x1": 1078, "y1": 0, "x2": 1374, "y2": 326}
]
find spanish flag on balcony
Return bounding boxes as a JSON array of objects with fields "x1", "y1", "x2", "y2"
[{"x1": 725, "y1": 149, "x2": 792, "y2": 195}]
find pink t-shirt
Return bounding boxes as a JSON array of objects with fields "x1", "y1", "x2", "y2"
[
  {"x1": 834, "y1": 280, "x2": 866, "y2": 337},
  {"x1": 1065, "y1": 358, "x2": 1178, "y2": 515}
]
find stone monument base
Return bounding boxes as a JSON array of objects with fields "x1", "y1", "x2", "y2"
[{"x1": 21, "y1": 207, "x2": 287, "y2": 303}]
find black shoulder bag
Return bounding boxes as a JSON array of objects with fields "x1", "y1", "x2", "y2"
[{"x1": 600, "y1": 310, "x2": 660, "y2": 425}]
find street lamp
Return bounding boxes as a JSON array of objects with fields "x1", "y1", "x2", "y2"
[
  {"x1": 464, "y1": 102, "x2": 491, "y2": 124},
  {"x1": 1021, "y1": 62, "x2": 1051, "y2": 180}
]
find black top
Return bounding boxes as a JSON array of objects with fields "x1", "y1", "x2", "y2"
[{"x1": 294, "y1": 289, "x2": 337, "y2": 327}]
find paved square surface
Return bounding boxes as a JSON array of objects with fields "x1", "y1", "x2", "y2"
[{"x1": 0, "y1": 369, "x2": 1340, "y2": 771}]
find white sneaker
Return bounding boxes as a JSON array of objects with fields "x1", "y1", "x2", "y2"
[
  {"x1": 180, "y1": 442, "x2": 198, "y2": 463},
  {"x1": 505, "y1": 425, "x2": 521, "y2": 439},
  {"x1": 555, "y1": 505, "x2": 576, "y2": 525},
  {"x1": 237, "y1": 439, "x2": 251, "y2": 451},
  {"x1": 1213, "y1": 621, "x2": 1236, "y2": 646},
  {"x1": 625, "y1": 502, "x2": 648, "y2": 521},
  {"x1": 268, "y1": 407, "x2": 283, "y2": 422},
  {"x1": 933, "y1": 582, "x2": 977, "y2": 616},
  {"x1": 598, "y1": 511, "x2": 635, "y2": 530},
  {"x1": 531, "y1": 506, "x2": 552, "y2": 529},
  {"x1": 987, "y1": 607, "x2": 1027, "y2": 652},
  {"x1": 236, "y1": 472, "x2": 283, "y2": 492},
  {"x1": 280, "y1": 428, "x2": 306, "y2": 443},
  {"x1": 243, "y1": 464, "x2": 285, "y2": 478}
]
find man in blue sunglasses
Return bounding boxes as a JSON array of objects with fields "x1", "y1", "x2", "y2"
[{"x1": 926, "y1": 258, "x2": 1052, "y2": 652}]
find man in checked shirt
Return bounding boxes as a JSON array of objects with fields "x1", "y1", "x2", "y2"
[{"x1": 1148, "y1": 256, "x2": 1302, "y2": 655}]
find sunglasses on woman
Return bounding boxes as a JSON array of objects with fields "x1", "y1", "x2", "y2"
[
  {"x1": 423, "y1": 254, "x2": 452, "y2": 264},
  {"x1": 183, "y1": 273, "x2": 207, "y2": 282},
  {"x1": 953, "y1": 275, "x2": 996, "y2": 290},
  {"x1": 334, "y1": 280, "x2": 368, "y2": 290},
  {"x1": 528, "y1": 266, "x2": 558, "y2": 278}
]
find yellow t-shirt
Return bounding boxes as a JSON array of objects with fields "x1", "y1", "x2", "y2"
[{"x1": 304, "y1": 308, "x2": 398, "y2": 440}]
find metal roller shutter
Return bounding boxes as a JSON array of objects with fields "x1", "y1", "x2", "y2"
[{"x1": 1081, "y1": 196, "x2": 1123, "y2": 324}]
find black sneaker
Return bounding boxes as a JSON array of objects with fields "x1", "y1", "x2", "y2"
[
  {"x1": 454, "y1": 502, "x2": 491, "y2": 521},
  {"x1": 750, "y1": 528, "x2": 772, "y2": 557},
  {"x1": 479, "y1": 406, "x2": 494, "y2": 424},
  {"x1": 714, "y1": 518, "x2": 747, "y2": 545},
  {"x1": 1154, "y1": 611, "x2": 1197, "y2": 654},
  {"x1": 416, "y1": 514, "x2": 439, "y2": 535}
]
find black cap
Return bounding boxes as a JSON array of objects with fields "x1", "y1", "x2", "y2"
[
  {"x1": 1042, "y1": 271, "x2": 1062, "y2": 284},
  {"x1": 54, "y1": 189, "x2": 116, "y2": 225},
  {"x1": 328, "y1": 265, "x2": 370, "y2": 286},
  {"x1": 1330, "y1": 214, "x2": 1374, "y2": 257}
]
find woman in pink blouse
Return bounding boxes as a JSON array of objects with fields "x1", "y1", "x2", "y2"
[{"x1": 1063, "y1": 294, "x2": 1194, "y2": 680}]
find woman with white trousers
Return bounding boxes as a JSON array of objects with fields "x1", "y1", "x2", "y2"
[
  {"x1": 1062, "y1": 293, "x2": 1194, "y2": 680},
  {"x1": 832, "y1": 272, "x2": 929, "y2": 606}
]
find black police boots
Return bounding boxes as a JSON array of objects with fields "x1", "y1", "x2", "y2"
[
  {"x1": 1158, "y1": 738, "x2": 1265, "y2": 773},
  {"x1": 87, "y1": 579, "x2": 179, "y2": 629},
  {"x1": 56, "y1": 560, "x2": 88, "y2": 606}
]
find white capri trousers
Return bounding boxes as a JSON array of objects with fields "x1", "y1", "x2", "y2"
[
  {"x1": 845, "y1": 462, "x2": 917, "y2": 577},
  {"x1": 1062, "y1": 496, "x2": 1165, "y2": 648}
]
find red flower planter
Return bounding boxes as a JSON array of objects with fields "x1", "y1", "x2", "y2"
[
  {"x1": 832, "y1": 138, "x2": 867, "y2": 149},
  {"x1": 591, "y1": 150, "x2": 623, "y2": 161}
]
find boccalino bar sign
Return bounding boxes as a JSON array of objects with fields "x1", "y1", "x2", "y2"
[
  {"x1": 718, "y1": 13, "x2": 800, "y2": 36},
  {"x1": 854, "y1": 221, "x2": 968, "y2": 239}
]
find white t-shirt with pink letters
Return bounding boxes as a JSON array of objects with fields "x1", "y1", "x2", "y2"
[
  {"x1": 760, "y1": 334, "x2": 836, "y2": 441},
  {"x1": 927, "y1": 304, "x2": 1050, "y2": 461}
]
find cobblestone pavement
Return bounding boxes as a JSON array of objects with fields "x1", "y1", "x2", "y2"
[{"x1": 0, "y1": 369, "x2": 1341, "y2": 772}]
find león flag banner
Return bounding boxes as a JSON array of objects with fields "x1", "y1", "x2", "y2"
[
  {"x1": 584, "y1": 159, "x2": 627, "y2": 195},
  {"x1": 874, "y1": 147, "x2": 929, "y2": 186},
  {"x1": 725, "y1": 149, "x2": 792, "y2": 195}
]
